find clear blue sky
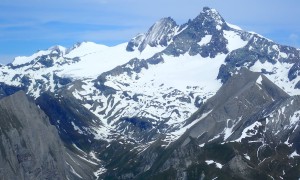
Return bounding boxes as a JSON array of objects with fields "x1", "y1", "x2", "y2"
[{"x1": 0, "y1": 0, "x2": 299, "y2": 64}]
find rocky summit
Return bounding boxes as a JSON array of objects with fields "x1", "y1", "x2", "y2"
[{"x1": 0, "y1": 7, "x2": 300, "y2": 180}]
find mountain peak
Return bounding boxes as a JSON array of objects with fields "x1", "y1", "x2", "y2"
[
  {"x1": 126, "y1": 17, "x2": 178, "y2": 52},
  {"x1": 201, "y1": 7, "x2": 223, "y2": 20},
  {"x1": 195, "y1": 7, "x2": 225, "y2": 28},
  {"x1": 156, "y1": 17, "x2": 177, "y2": 26},
  {"x1": 48, "y1": 45, "x2": 67, "y2": 55}
]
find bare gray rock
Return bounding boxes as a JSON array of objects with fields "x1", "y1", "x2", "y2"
[{"x1": 0, "y1": 91, "x2": 97, "y2": 180}]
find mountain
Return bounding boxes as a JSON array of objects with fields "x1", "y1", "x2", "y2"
[
  {"x1": 0, "y1": 6, "x2": 300, "y2": 179},
  {"x1": 101, "y1": 69, "x2": 300, "y2": 179},
  {"x1": 0, "y1": 91, "x2": 99, "y2": 179}
]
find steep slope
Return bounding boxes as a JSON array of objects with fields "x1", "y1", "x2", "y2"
[
  {"x1": 0, "y1": 91, "x2": 98, "y2": 180},
  {"x1": 186, "y1": 68, "x2": 289, "y2": 142},
  {"x1": 102, "y1": 69, "x2": 300, "y2": 179},
  {"x1": 126, "y1": 17, "x2": 178, "y2": 52},
  {"x1": 35, "y1": 83, "x2": 109, "y2": 150}
]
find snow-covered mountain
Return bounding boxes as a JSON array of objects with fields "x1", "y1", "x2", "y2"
[{"x1": 1, "y1": 7, "x2": 300, "y2": 179}]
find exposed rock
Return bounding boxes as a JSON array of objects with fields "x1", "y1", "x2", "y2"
[{"x1": 0, "y1": 91, "x2": 97, "y2": 180}]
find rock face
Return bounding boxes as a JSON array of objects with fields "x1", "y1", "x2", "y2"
[
  {"x1": 126, "y1": 17, "x2": 178, "y2": 52},
  {"x1": 186, "y1": 68, "x2": 289, "y2": 142},
  {"x1": 0, "y1": 91, "x2": 97, "y2": 180},
  {"x1": 36, "y1": 90, "x2": 104, "y2": 151}
]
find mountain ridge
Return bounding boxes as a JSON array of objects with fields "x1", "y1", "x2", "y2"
[
  {"x1": 0, "y1": 7, "x2": 300, "y2": 179},
  {"x1": 0, "y1": 5, "x2": 299, "y2": 148}
]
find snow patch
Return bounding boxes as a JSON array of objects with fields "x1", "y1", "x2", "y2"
[
  {"x1": 249, "y1": 31, "x2": 273, "y2": 42},
  {"x1": 226, "y1": 22, "x2": 243, "y2": 30},
  {"x1": 224, "y1": 119, "x2": 234, "y2": 140},
  {"x1": 198, "y1": 35, "x2": 212, "y2": 46},
  {"x1": 205, "y1": 160, "x2": 223, "y2": 169},
  {"x1": 71, "y1": 122, "x2": 84, "y2": 134},
  {"x1": 94, "y1": 167, "x2": 107, "y2": 179},
  {"x1": 244, "y1": 154, "x2": 250, "y2": 160},
  {"x1": 236, "y1": 121, "x2": 262, "y2": 142},
  {"x1": 72, "y1": 143, "x2": 86, "y2": 155},
  {"x1": 223, "y1": 30, "x2": 248, "y2": 51},
  {"x1": 256, "y1": 75, "x2": 263, "y2": 85},
  {"x1": 290, "y1": 110, "x2": 300, "y2": 125},
  {"x1": 250, "y1": 60, "x2": 297, "y2": 95},
  {"x1": 66, "y1": 161, "x2": 82, "y2": 179},
  {"x1": 289, "y1": 151, "x2": 300, "y2": 158}
]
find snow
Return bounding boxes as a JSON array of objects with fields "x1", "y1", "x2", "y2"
[
  {"x1": 205, "y1": 160, "x2": 214, "y2": 165},
  {"x1": 224, "y1": 119, "x2": 234, "y2": 140},
  {"x1": 226, "y1": 22, "x2": 243, "y2": 30},
  {"x1": 208, "y1": 134, "x2": 221, "y2": 142},
  {"x1": 236, "y1": 121, "x2": 262, "y2": 142},
  {"x1": 76, "y1": 154, "x2": 98, "y2": 165},
  {"x1": 205, "y1": 160, "x2": 223, "y2": 169},
  {"x1": 174, "y1": 25, "x2": 187, "y2": 36},
  {"x1": 4, "y1": 41, "x2": 163, "y2": 93},
  {"x1": 66, "y1": 152, "x2": 81, "y2": 166},
  {"x1": 136, "y1": 53, "x2": 225, "y2": 92},
  {"x1": 250, "y1": 60, "x2": 299, "y2": 95},
  {"x1": 0, "y1": 40, "x2": 169, "y2": 99},
  {"x1": 249, "y1": 31, "x2": 273, "y2": 42},
  {"x1": 215, "y1": 162, "x2": 223, "y2": 169},
  {"x1": 65, "y1": 42, "x2": 109, "y2": 58},
  {"x1": 80, "y1": 51, "x2": 227, "y2": 141},
  {"x1": 165, "y1": 110, "x2": 213, "y2": 143},
  {"x1": 143, "y1": 17, "x2": 175, "y2": 47},
  {"x1": 206, "y1": 8, "x2": 223, "y2": 26},
  {"x1": 59, "y1": 43, "x2": 165, "y2": 78},
  {"x1": 71, "y1": 122, "x2": 84, "y2": 134},
  {"x1": 49, "y1": 45, "x2": 67, "y2": 53},
  {"x1": 244, "y1": 154, "x2": 251, "y2": 160},
  {"x1": 94, "y1": 167, "x2": 107, "y2": 179},
  {"x1": 89, "y1": 151, "x2": 101, "y2": 162},
  {"x1": 66, "y1": 161, "x2": 82, "y2": 179},
  {"x1": 198, "y1": 35, "x2": 212, "y2": 46},
  {"x1": 223, "y1": 30, "x2": 248, "y2": 51},
  {"x1": 3, "y1": 19, "x2": 300, "y2": 150},
  {"x1": 256, "y1": 75, "x2": 263, "y2": 85},
  {"x1": 279, "y1": 51, "x2": 288, "y2": 58},
  {"x1": 216, "y1": 25, "x2": 222, "y2": 31},
  {"x1": 72, "y1": 143, "x2": 86, "y2": 155},
  {"x1": 290, "y1": 110, "x2": 300, "y2": 125},
  {"x1": 93, "y1": 124, "x2": 114, "y2": 141},
  {"x1": 284, "y1": 137, "x2": 292, "y2": 147},
  {"x1": 129, "y1": 33, "x2": 146, "y2": 51},
  {"x1": 289, "y1": 151, "x2": 300, "y2": 158},
  {"x1": 12, "y1": 45, "x2": 67, "y2": 65},
  {"x1": 12, "y1": 49, "x2": 51, "y2": 65}
]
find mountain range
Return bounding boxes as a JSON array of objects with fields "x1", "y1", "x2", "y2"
[{"x1": 0, "y1": 7, "x2": 300, "y2": 179}]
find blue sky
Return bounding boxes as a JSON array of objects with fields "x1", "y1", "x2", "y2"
[{"x1": 0, "y1": 0, "x2": 299, "y2": 64}]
